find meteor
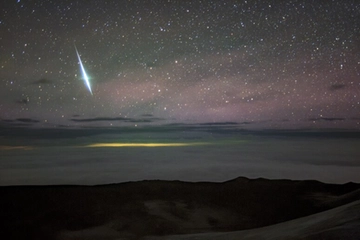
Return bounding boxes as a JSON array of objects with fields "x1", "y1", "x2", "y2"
[{"x1": 74, "y1": 45, "x2": 93, "y2": 95}]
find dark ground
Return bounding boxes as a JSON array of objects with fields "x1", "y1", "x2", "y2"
[{"x1": 1, "y1": 177, "x2": 359, "y2": 240}]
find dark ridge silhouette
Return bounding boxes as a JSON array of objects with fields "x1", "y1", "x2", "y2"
[{"x1": 1, "y1": 177, "x2": 359, "y2": 240}]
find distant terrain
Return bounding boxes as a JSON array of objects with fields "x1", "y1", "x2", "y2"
[{"x1": 1, "y1": 177, "x2": 359, "y2": 240}]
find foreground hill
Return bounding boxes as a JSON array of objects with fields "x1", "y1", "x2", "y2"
[
  {"x1": 1, "y1": 177, "x2": 359, "y2": 240},
  {"x1": 145, "y1": 197, "x2": 360, "y2": 240}
]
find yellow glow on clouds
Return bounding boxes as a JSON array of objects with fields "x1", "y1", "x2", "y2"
[
  {"x1": 0, "y1": 146, "x2": 33, "y2": 150},
  {"x1": 85, "y1": 142, "x2": 209, "y2": 148}
]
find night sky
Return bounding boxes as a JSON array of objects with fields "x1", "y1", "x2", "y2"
[{"x1": 1, "y1": 0, "x2": 359, "y2": 129}]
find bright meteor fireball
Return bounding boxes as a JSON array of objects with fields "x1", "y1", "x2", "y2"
[{"x1": 75, "y1": 45, "x2": 93, "y2": 95}]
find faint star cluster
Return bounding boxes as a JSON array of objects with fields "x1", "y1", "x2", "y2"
[{"x1": 0, "y1": 0, "x2": 359, "y2": 129}]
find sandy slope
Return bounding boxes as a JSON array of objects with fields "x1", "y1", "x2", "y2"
[
  {"x1": 57, "y1": 195, "x2": 360, "y2": 240},
  {"x1": 1, "y1": 177, "x2": 359, "y2": 240},
  {"x1": 59, "y1": 201, "x2": 360, "y2": 240},
  {"x1": 145, "y1": 198, "x2": 360, "y2": 240}
]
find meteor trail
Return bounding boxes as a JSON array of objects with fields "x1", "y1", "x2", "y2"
[{"x1": 74, "y1": 45, "x2": 93, "y2": 95}]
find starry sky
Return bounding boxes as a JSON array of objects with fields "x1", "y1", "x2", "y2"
[{"x1": 1, "y1": 0, "x2": 359, "y2": 129}]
